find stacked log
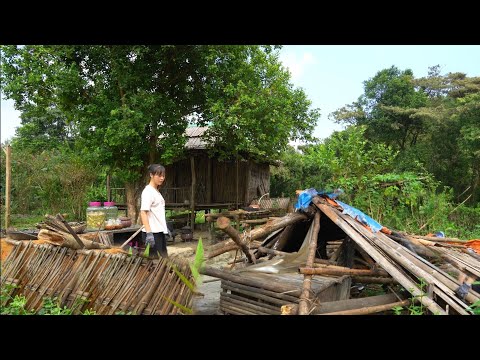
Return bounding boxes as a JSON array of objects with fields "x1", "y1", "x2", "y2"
[{"x1": 201, "y1": 266, "x2": 350, "y2": 315}]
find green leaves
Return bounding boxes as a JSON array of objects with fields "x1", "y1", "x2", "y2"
[{"x1": 189, "y1": 237, "x2": 205, "y2": 286}]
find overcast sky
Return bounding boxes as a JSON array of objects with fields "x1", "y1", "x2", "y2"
[{"x1": 2, "y1": 45, "x2": 480, "y2": 143}]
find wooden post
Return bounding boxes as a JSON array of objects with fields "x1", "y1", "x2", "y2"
[
  {"x1": 245, "y1": 161, "x2": 251, "y2": 205},
  {"x1": 207, "y1": 157, "x2": 212, "y2": 204},
  {"x1": 190, "y1": 156, "x2": 196, "y2": 230},
  {"x1": 5, "y1": 145, "x2": 11, "y2": 229},
  {"x1": 298, "y1": 211, "x2": 321, "y2": 315},
  {"x1": 235, "y1": 157, "x2": 239, "y2": 210},
  {"x1": 106, "y1": 174, "x2": 111, "y2": 202}
]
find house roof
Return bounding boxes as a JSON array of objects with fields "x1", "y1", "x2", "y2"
[{"x1": 185, "y1": 126, "x2": 208, "y2": 149}]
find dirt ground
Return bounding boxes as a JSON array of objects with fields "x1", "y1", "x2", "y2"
[{"x1": 167, "y1": 229, "x2": 234, "y2": 315}]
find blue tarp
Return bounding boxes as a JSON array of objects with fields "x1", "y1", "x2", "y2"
[
  {"x1": 335, "y1": 200, "x2": 383, "y2": 233},
  {"x1": 294, "y1": 188, "x2": 384, "y2": 233}
]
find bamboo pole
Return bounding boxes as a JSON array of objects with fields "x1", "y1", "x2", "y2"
[
  {"x1": 406, "y1": 234, "x2": 467, "y2": 244},
  {"x1": 299, "y1": 211, "x2": 320, "y2": 315},
  {"x1": 55, "y1": 213, "x2": 85, "y2": 249},
  {"x1": 300, "y1": 266, "x2": 390, "y2": 277},
  {"x1": 106, "y1": 174, "x2": 111, "y2": 202},
  {"x1": 311, "y1": 196, "x2": 447, "y2": 315},
  {"x1": 320, "y1": 299, "x2": 410, "y2": 315},
  {"x1": 351, "y1": 276, "x2": 397, "y2": 284},
  {"x1": 119, "y1": 225, "x2": 145, "y2": 249},
  {"x1": 235, "y1": 157, "x2": 239, "y2": 210},
  {"x1": 4, "y1": 144, "x2": 11, "y2": 229}
]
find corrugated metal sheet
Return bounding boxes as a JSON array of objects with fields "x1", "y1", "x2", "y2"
[{"x1": 186, "y1": 126, "x2": 208, "y2": 137}]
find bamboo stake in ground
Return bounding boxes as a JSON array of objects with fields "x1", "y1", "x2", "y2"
[
  {"x1": 298, "y1": 211, "x2": 321, "y2": 315},
  {"x1": 216, "y1": 217, "x2": 256, "y2": 264}
]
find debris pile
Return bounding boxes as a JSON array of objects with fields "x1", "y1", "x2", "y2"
[{"x1": 204, "y1": 192, "x2": 480, "y2": 315}]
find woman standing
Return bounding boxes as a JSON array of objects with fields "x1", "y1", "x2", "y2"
[{"x1": 140, "y1": 164, "x2": 169, "y2": 258}]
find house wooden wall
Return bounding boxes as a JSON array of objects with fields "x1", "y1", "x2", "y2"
[{"x1": 162, "y1": 152, "x2": 270, "y2": 207}]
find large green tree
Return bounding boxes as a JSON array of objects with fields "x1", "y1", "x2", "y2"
[
  {"x1": 330, "y1": 66, "x2": 428, "y2": 151},
  {"x1": 413, "y1": 68, "x2": 480, "y2": 203},
  {"x1": 330, "y1": 64, "x2": 480, "y2": 204},
  {"x1": 1, "y1": 45, "x2": 319, "y2": 218}
]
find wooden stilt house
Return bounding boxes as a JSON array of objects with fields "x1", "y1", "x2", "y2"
[{"x1": 161, "y1": 127, "x2": 271, "y2": 226}]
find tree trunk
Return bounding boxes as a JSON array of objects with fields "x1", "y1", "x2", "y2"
[
  {"x1": 207, "y1": 211, "x2": 309, "y2": 257},
  {"x1": 125, "y1": 182, "x2": 138, "y2": 223},
  {"x1": 216, "y1": 217, "x2": 256, "y2": 263}
]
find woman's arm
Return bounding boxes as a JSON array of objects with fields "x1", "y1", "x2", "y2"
[{"x1": 140, "y1": 210, "x2": 151, "y2": 232}]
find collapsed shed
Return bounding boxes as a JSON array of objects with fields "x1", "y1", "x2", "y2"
[{"x1": 204, "y1": 192, "x2": 480, "y2": 315}]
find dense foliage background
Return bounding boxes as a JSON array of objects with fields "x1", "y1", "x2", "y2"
[{"x1": 2, "y1": 47, "x2": 479, "y2": 238}]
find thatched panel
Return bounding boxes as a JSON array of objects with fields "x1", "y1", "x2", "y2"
[{"x1": 1, "y1": 241, "x2": 195, "y2": 315}]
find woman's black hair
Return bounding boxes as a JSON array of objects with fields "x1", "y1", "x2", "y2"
[{"x1": 148, "y1": 164, "x2": 165, "y2": 176}]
